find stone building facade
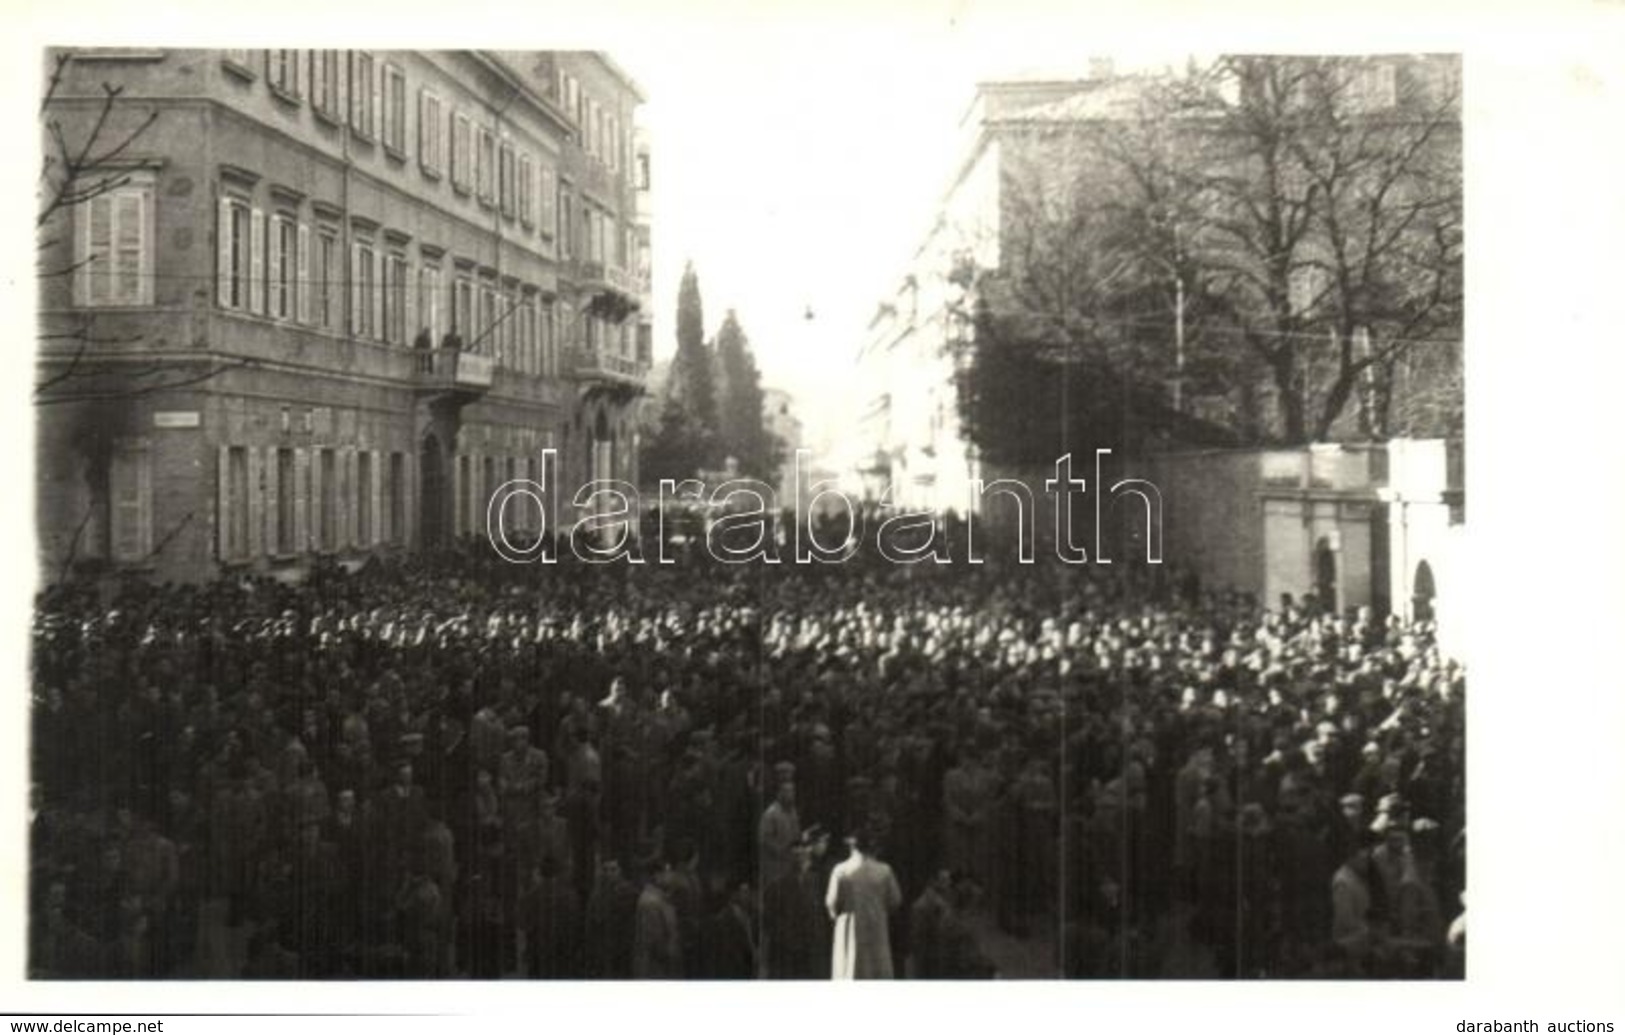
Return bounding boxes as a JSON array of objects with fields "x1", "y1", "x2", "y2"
[{"x1": 36, "y1": 48, "x2": 649, "y2": 582}]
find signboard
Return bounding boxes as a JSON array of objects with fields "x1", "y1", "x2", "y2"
[{"x1": 153, "y1": 411, "x2": 201, "y2": 429}]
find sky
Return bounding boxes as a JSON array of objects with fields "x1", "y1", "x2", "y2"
[{"x1": 616, "y1": 14, "x2": 1200, "y2": 452}]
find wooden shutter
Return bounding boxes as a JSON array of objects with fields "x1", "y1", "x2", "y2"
[
  {"x1": 264, "y1": 447, "x2": 281, "y2": 553},
  {"x1": 249, "y1": 208, "x2": 265, "y2": 315},
  {"x1": 296, "y1": 223, "x2": 310, "y2": 324},
  {"x1": 217, "y1": 445, "x2": 233, "y2": 560},
  {"x1": 217, "y1": 198, "x2": 233, "y2": 308},
  {"x1": 293, "y1": 448, "x2": 309, "y2": 552},
  {"x1": 114, "y1": 192, "x2": 144, "y2": 304},
  {"x1": 82, "y1": 194, "x2": 112, "y2": 305},
  {"x1": 372, "y1": 249, "x2": 384, "y2": 342},
  {"x1": 310, "y1": 450, "x2": 325, "y2": 551},
  {"x1": 403, "y1": 451, "x2": 417, "y2": 547},
  {"x1": 341, "y1": 448, "x2": 357, "y2": 547},
  {"x1": 246, "y1": 446, "x2": 264, "y2": 557},
  {"x1": 350, "y1": 243, "x2": 363, "y2": 336},
  {"x1": 109, "y1": 440, "x2": 149, "y2": 563},
  {"x1": 404, "y1": 258, "x2": 417, "y2": 344},
  {"x1": 370, "y1": 450, "x2": 383, "y2": 546}
]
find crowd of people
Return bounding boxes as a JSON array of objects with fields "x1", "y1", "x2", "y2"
[{"x1": 29, "y1": 533, "x2": 1466, "y2": 980}]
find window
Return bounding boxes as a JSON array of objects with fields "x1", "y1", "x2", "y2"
[
  {"x1": 310, "y1": 50, "x2": 340, "y2": 119},
  {"x1": 540, "y1": 165, "x2": 556, "y2": 238},
  {"x1": 314, "y1": 227, "x2": 338, "y2": 330},
  {"x1": 389, "y1": 452, "x2": 405, "y2": 545},
  {"x1": 221, "y1": 446, "x2": 250, "y2": 560},
  {"x1": 268, "y1": 214, "x2": 299, "y2": 320},
  {"x1": 419, "y1": 263, "x2": 441, "y2": 345},
  {"x1": 565, "y1": 76, "x2": 580, "y2": 126},
  {"x1": 351, "y1": 239, "x2": 376, "y2": 338},
  {"x1": 637, "y1": 151, "x2": 650, "y2": 191},
  {"x1": 498, "y1": 141, "x2": 516, "y2": 218},
  {"x1": 501, "y1": 290, "x2": 517, "y2": 368},
  {"x1": 559, "y1": 187, "x2": 573, "y2": 259},
  {"x1": 542, "y1": 302, "x2": 556, "y2": 375},
  {"x1": 317, "y1": 449, "x2": 337, "y2": 551},
  {"x1": 453, "y1": 274, "x2": 474, "y2": 342},
  {"x1": 265, "y1": 50, "x2": 301, "y2": 99},
  {"x1": 451, "y1": 110, "x2": 472, "y2": 193},
  {"x1": 381, "y1": 63, "x2": 406, "y2": 154},
  {"x1": 1347, "y1": 62, "x2": 1397, "y2": 113},
  {"x1": 275, "y1": 448, "x2": 297, "y2": 554},
  {"x1": 357, "y1": 451, "x2": 374, "y2": 548},
  {"x1": 475, "y1": 125, "x2": 496, "y2": 205},
  {"x1": 110, "y1": 439, "x2": 152, "y2": 564},
  {"x1": 223, "y1": 51, "x2": 254, "y2": 78},
  {"x1": 383, "y1": 250, "x2": 409, "y2": 344},
  {"x1": 78, "y1": 174, "x2": 153, "y2": 306},
  {"x1": 216, "y1": 196, "x2": 263, "y2": 314},
  {"x1": 478, "y1": 283, "x2": 496, "y2": 353},
  {"x1": 518, "y1": 152, "x2": 534, "y2": 227},
  {"x1": 418, "y1": 89, "x2": 443, "y2": 175},
  {"x1": 348, "y1": 51, "x2": 375, "y2": 138}
]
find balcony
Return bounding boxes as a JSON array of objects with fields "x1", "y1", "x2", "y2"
[
  {"x1": 413, "y1": 348, "x2": 493, "y2": 400},
  {"x1": 569, "y1": 344, "x2": 647, "y2": 400},
  {"x1": 576, "y1": 260, "x2": 641, "y2": 323}
]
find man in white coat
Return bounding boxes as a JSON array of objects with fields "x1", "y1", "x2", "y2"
[{"x1": 825, "y1": 830, "x2": 902, "y2": 980}]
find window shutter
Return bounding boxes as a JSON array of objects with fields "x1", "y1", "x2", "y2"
[
  {"x1": 110, "y1": 441, "x2": 150, "y2": 563},
  {"x1": 372, "y1": 249, "x2": 385, "y2": 341},
  {"x1": 114, "y1": 192, "x2": 144, "y2": 304},
  {"x1": 265, "y1": 447, "x2": 281, "y2": 553},
  {"x1": 370, "y1": 450, "x2": 383, "y2": 546},
  {"x1": 249, "y1": 208, "x2": 265, "y2": 315},
  {"x1": 293, "y1": 447, "x2": 309, "y2": 552},
  {"x1": 452, "y1": 454, "x2": 464, "y2": 537},
  {"x1": 217, "y1": 445, "x2": 233, "y2": 560},
  {"x1": 404, "y1": 259, "x2": 417, "y2": 343},
  {"x1": 371, "y1": 69, "x2": 381, "y2": 141},
  {"x1": 350, "y1": 243, "x2": 363, "y2": 335},
  {"x1": 296, "y1": 223, "x2": 310, "y2": 324},
  {"x1": 403, "y1": 451, "x2": 417, "y2": 547},
  {"x1": 246, "y1": 446, "x2": 264, "y2": 557},
  {"x1": 342, "y1": 448, "x2": 357, "y2": 547},
  {"x1": 310, "y1": 451, "x2": 325, "y2": 551},
  {"x1": 84, "y1": 194, "x2": 113, "y2": 305}
]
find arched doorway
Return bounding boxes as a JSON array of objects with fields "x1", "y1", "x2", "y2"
[
  {"x1": 419, "y1": 432, "x2": 446, "y2": 548},
  {"x1": 1412, "y1": 560, "x2": 1437, "y2": 622},
  {"x1": 1314, "y1": 536, "x2": 1338, "y2": 615}
]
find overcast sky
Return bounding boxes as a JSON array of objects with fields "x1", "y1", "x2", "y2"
[{"x1": 617, "y1": 15, "x2": 1198, "y2": 451}]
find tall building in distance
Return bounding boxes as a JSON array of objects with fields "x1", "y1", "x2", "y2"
[{"x1": 36, "y1": 48, "x2": 651, "y2": 582}]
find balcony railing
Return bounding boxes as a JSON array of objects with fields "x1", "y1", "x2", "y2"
[
  {"x1": 414, "y1": 348, "x2": 494, "y2": 393},
  {"x1": 568, "y1": 345, "x2": 646, "y2": 387}
]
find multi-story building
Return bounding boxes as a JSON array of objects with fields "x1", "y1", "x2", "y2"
[
  {"x1": 847, "y1": 56, "x2": 1463, "y2": 619},
  {"x1": 36, "y1": 48, "x2": 649, "y2": 582}
]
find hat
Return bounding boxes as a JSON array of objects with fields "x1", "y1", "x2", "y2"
[{"x1": 1362, "y1": 741, "x2": 1381, "y2": 757}]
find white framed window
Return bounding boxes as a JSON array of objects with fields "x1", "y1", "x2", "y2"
[
  {"x1": 450, "y1": 110, "x2": 472, "y2": 194},
  {"x1": 314, "y1": 226, "x2": 338, "y2": 330},
  {"x1": 518, "y1": 152, "x2": 534, "y2": 227},
  {"x1": 265, "y1": 50, "x2": 301, "y2": 99},
  {"x1": 477, "y1": 283, "x2": 496, "y2": 353},
  {"x1": 453, "y1": 273, "x2": 473, "y2": 342},
  {"x1": 381, "y1": 63, "x2": 406, "y2": 154},
  {"x1": 418, "y1": 89, "x2": 443, "y2": 176},
  {"x1": 498, "y1": 140, "x2": 516, "y2": 218},
  {"x1": 475, "y1": 125, "x2": 496, "y2": 205},
  {"x1": 78, "y1": 172, "x2": 154, "y2": 307},
  {"x1": 383, "y1": 250, "x2": 409, "y2": 344},
  {"x1": 268, "y1": 213, "x2": 299, "y2": 320},
  {"x1": 216, "y1": 195, "x2": 264, "y2": 314},
  {"x1": 539, "y1": 165, "x2": 556, "y2": 238},
  {"x1": 418, "y1": 262, "x2": 441, "y2": 345},
  {"x1": 351, "y1": 238, "x2": 376, "y2": 338},
  {"x1": 348, "y1": 50, "x2": 375, "y2": 139},
  {"x1": 310, "y1": 50, "x2": 340, "y2": 120},
  {"x1": 110, "y1": 438, "x2": 152, "y2": 563}
]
